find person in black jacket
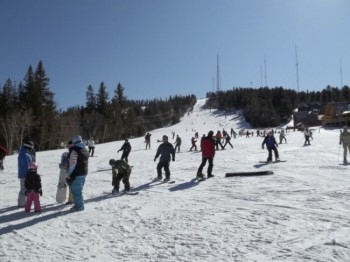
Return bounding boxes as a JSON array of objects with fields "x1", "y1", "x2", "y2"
[
  {"x1": 24, "y1": 162, "x2": 42, "y2": 213},
  {"x1": 154, "y1": 135, "x2": 175, "y2": 182},
  {"x1": 118, "y1": 139, "x2": 131, "y2": 163},
  {"x1": 262, "y1": 131, "x2": 279, "y2": 162}
]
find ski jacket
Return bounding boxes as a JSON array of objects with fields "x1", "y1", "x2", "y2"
[
  {"x1": 155, "y1": 142, "x2": 175, "y2": 162},
  {"x1": 201, "y1": 136, "x2": 216, "y2": 158},
  {"x1": 262, "y1": 135, "x2": 277, "y2": 149},
  {"x1": 25, "y1": 170, "x2": 42, "y2": 193},
  {"x1": 0, "y1": 145, "x2": 7, "y2": 160},
  {"x1": 88, "y1": 139, "x2": 95, "y2": 148},
  {"x1": 67, "y1": 143, "x2": 89, "y2": 178},
  {"x1": 112, "y1": 160, "x2": 131, "y2": 174},
  {"x1": 340, "y1": 129, "x2": 350, "y2": 144},
  {"x1": 119, "y1": 142, "x2": 131, "y2": 153},
  {"x1": 18, "y1": 146, "x2": 33, "y2": 179},
  {"x1": 175, "y1": 136, "x2": 182, "y2": 145}
]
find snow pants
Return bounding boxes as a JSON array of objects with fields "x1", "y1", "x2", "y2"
[
  {"x1": 71, "y1": 176, "x2": 86, "y2": 211},
  {"x1": 112, "y1": 170, "x2": 131, "y2": 191},
  {"x1": 267, "y1": 146, "x2": 279, "y2": 161},
  {"x1": 121, "y1": 151, "x2": 130, "y2": 163},
  {"x1": 25, "y1": 192, "x2": 41, "y2": 212},
  {"x1": 343, "y1": 142, "x2": 350, "y2": 160},
  {"x1": 18, "y1": 178, "x2": 26, "y2": 207},
  {"x1": 197, "y1": 157, "x2": 214, "y2": 176},
  {"x1": 88, "y1": 147, "x2": 95, "y2": 157},
  {"x1": 157, "y1": 160, "x2": 171, "y2": 179}
]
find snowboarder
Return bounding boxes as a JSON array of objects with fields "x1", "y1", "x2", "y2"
[
  {"x1": 262, "y1": 131, "x2": 279, "y2": 162},
  {"x1": 118, "y1": 139, "x2": 132, "y2": 163},
  {"x1": 197, "y1": 130, "x2": 216, "y2": 180},
  {"x1": 145, "y1": 133, "x2": 151, "y2": 150},
  {"x1": 109, "y1": 159, "x2": 132, "y2": 194},
  {"x1": 190, "y1": 137, "x2": 197, "y2": 151},
  {"x1": 339, "y1": 126, "x2": 350, "y2": 163},
  {"x1": 66, "y1": 135, "x2": 89, "y2": 212},
  {"x1": 87, "y1": 137, "x2": 95, "y2": 157},
  {"x1": 17, "y1": 141, "x2": 34, "y2": 207},
  {"x1": 174, "y1": 135, "x2": 181, "y2": 152},
  {"x1": 24, "y1": 162, "x2": 42, "y2": 213},
  {"x1": 0, "y1": 145, "x2": 7, "y2": 171},
  {"x1": 154, "y1": 135, "x2": 175, "y2": 182}
]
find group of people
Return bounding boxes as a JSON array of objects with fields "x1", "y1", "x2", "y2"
[{"x1": 17, "y1": 135, "x2": 89, "y2": 213}]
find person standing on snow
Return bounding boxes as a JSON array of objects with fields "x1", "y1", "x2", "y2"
[
  {"x1": 24, "y1": 162, "x2": 42, "y2": 213},
  {"x1": 87, "y1": 137, "x2": 95, "y2": 157},
  {"x1": 118, "y1": 138, "x2": 132, "y2": 163},
  {"x1": 109, "y1": 159, "x2": 132, "y2": 194},
  {"x1": 304, "y1": 127, "x2": 312, "y2": 146},
  {"x1": 223, "y1": 134, "x2": 233, "y2": 149},
  {"x1": 190, "y1": 137, "x2": 197, "y2": 151},
  {"x1": 174, "y1": 134, "x2": 182, "y2": 152},
  {"x1": 154, "y1": 135, "x2": 175, "y2": 182},
  {"x1": 145, "y1": 133, "x2": 152, "y2": 150},
  {"x1": 197, "y1": 130, "x2": 216, "y2": 180},
  {"x1": 262, "y1": 131, "x2": 279, "y2": 162},
  {"x1": 279, "y1": 130, "x2": 287, "y2": 144},
  {"x1": 66, "y1": 135, "x2": 89, "y2": 211},
  {"x1": 17, "y1": 141, "x2": 34, "y2": 207},
  {"x1": 339, "y1": 126, "x2": 350, "y2": 163}
]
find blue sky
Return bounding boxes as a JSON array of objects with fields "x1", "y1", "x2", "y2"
[{"x1": 0, "y1": 0, "x2": 349, "y2": 110}]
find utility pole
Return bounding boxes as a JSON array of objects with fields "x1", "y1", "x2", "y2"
[
  {"x1": 216, "y1": 54, "x2": 221, "y2": 92},
  {"x1": 295, "y1": 46, "x2": 300, "y2": 93},
  {"x1": 340, "y1": 60, "x2": 343, "y2": 89},
  {"x1": 264, "y1": 55, "x2": 267, "y2": 87}
]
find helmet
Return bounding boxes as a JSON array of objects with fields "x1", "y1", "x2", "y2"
[{"x1": 28, "y1": 162, "x2": 38, "y2": 170}]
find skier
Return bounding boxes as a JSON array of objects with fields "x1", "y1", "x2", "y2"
[
  {"x1": 109, "y1": 159, "x2": 132, "y2": 194},
  {"x1": 145, "y1": 133, "x2": 151, "y2": 150},
  {"x1": 66, "y1": 135, "x2": 89, "y2": 212},
  {"x1": 154, "y1": 135, "x2": 175, "y2": 182},
  {"x1": 197, "y1": 130, "x2": 216, "y2": 180},
  {"x1": 17, "y1": 141, "x2": 34, "y2": 207},
  {"x1": 24, "y1": 162, "x2": 42, "y2": 213},
  {"x1": 279, "y1": 130, "x2": 287, "y2": 144},
  {"x1": 87, "y1": 137, "x2": 95, "y2": 157},
  {"x1": 339, "y1": 126, "x2": 350, "y2": 163},
  {"x1": 223, "y1": 134, "x2": 233, "y2": 149},
  {"x1": 215, "y1": 131, "x2": 224, "y2": 150},
  {"x1": 190, "y1": 137, "x2": 197, "y2": 151},
  {"x1": 304, "y1": 127, "x2": 312, "y2": 146},
  {"x1": 0, "y1": 145, "x2": 7, "y2": 171},
  {"x1": 174, "y1": 135, "x2": 182, "y2": 152},
  {"x1": 262, "y1": 131, "x2": 279, "y2": 162},
  {"x1": 118, "y1": 138, "x2": 132, "y2": 163}
]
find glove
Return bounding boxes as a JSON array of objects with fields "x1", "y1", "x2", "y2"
[
  {"x1": 39, "y1": 189, "x2": 43, "y2": 196},
  {"x1": 66, "y1": 177, "x2": 72, "y2": 185},
  {"x1": 172, "y1": 157, "x2": 175, "y2": 161},
  {"x1": 340, "y1": 142, "x2": 342, "y2": 145},
  {"x1": 154, "y1": 157, "x2": 157, "y2": 162}
]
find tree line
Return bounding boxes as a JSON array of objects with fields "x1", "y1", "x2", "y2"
[
  {"x1": 0, "y1": 61, "x2": 196, "y2": 154},
  {"x1": 206, "y1": 85, "x2": 350, "y2": 127}
]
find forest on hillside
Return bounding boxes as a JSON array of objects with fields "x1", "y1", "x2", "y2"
[
  {"x1": 0, "y1": 61, "x2": 196, "y2": 154},
  {"x1": 206, "y1": 86, "x2": 350, "y2": 127}
]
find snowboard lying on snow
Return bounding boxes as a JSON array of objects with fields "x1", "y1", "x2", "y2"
[{"x1": 225, "y1": 170, "x2": 273, "y2": 177}]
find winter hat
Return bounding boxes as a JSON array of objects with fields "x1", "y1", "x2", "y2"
[
  {"x1": 109, "y1": 159, "x2": 116, "y2": 166},
  {"x1": 28, "y1": 162, "x2": 38, "y2": 171},
  {"x1": 72, "y1": 135, "x2": 82, "y2": 144},
  {"x1": 162, "y1": 135, "x2": 168, "y2": 142},
  {"x1": 23, "y1": 141, "x2": 34, "y2": 149},
  {"x1": 208, "y1": 131, "x2": 214, "y2": 137}
]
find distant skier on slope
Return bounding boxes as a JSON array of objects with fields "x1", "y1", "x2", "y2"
[
  {"x1": 339, "y1": 126, "x2": 350, "y2": 163},
  {"x1": 118, "y1": 138, "x2": 132, "y2": 163},
  {"x1": 262, "y1": 131, "x2": 279, "y2": 162}
]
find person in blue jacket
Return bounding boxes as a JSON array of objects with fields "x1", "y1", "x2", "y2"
[
  {"x1": 66, "y1": 135, "x2": 89, "y2": 211},
  {"x1": 261, "y1": 131, "x2": 280, "y2": 162},
  {"x1": 18, "y1": 141, "x2": 34, "y2": 207}
]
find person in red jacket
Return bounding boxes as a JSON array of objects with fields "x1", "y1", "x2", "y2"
[{"x1": 196, "y1": 130, "x2": 216, "y2": 180}]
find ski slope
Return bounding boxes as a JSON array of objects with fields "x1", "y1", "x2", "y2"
[{"x1": 0, "y1": 99, "x2": 349, "y2": 262}]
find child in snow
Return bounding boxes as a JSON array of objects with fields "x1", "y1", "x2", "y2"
[
  {"x1": 24, "y1": 162, "x2": 42, "y2": 213},
  {"x1": 262, "y1": 131, "x2": 279, "y2": 162},
  {"x1": 109, "y1": 159, "x2": 132, "y2": 194}
]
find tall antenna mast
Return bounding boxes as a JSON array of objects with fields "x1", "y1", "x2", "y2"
[
  {"x1": 340, "y1": 60, "x2": 343, "y2": 89},
  {"x1": 212, "y1": 76, "x2": 215, "y2": 93},
  {"x1": 264, "y1": 55, "x2": 267, "y2": 86},
  {"x1": 295, "y1": 46, "x2": 300, "y2": 92},
  {"x1": 216, "y1": 54, "x2": 221, "y2": 92},
  {"x1": 260, "y1": 65, "x2": 263, "y2": 87}
]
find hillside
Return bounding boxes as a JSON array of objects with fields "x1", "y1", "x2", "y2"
[{"x1": 0, "y1": 99, "x2": 349, "y2": 262}]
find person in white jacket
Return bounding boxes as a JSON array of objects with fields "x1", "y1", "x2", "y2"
[{"x1": 87, "y1": 137, "x2": 95, "y2": 157}]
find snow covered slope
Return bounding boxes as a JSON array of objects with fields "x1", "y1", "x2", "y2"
[{"x1": 0, "y1": 99, "x2": 349, "y2": 262}]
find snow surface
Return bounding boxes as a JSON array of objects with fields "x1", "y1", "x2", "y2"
[{"x1": 1, "y1": 99, "x2": 350, "y2": 262}]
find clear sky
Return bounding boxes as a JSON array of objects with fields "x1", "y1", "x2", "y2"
[{"x1": 1, "y1": 0, "x2": 349, "y2": 110}]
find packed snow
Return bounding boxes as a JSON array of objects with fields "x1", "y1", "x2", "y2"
[{"x1": 0, "y1": 99, "x2": 349, "y2": 262}]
